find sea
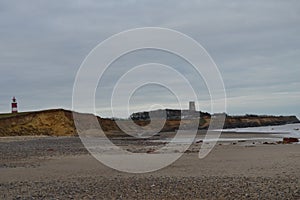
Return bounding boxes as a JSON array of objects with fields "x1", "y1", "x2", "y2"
[
  {"x1": 219, "y1": 123, "x2": 300, "y2": 138},
  {"x1": 155, "y1": 123, "x2": 300, "y2": 144}
]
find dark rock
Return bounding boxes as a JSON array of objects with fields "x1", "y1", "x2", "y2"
[
  {"x1": 283, "y1": 137, "x2": 299, "y2": 144},
  {"x1": 47, "y1": 148, "x2": 54, "y2": 152},
  {"x1": 146, "y1": 149, "x2": 155, "y2": 154},
  {"x1": 263, "y1": 142, "x2": 276, "y2": 145}
]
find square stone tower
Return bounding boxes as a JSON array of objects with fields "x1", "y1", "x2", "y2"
[{"x1": 189, "y1": 101, "x2": 196, "y2": 111}]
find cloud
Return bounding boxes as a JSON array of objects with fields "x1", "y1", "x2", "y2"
[{"x1": 0, "y1": 0, "x2": 299, "y2": 118}]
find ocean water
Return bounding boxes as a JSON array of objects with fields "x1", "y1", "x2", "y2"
[
  {"x1": 218, "y1": 123, "x2": 300, "y2": 138},
  {"x1": 151, "y1": 123, "x2": 300, "y2": 144},
  {"x1": 159, "y1": 137, "x2": 279, "y2": 144}
]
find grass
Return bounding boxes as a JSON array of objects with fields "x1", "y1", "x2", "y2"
[{"x1": 0, "y1": 112, "x2": 31, "y2": 119}]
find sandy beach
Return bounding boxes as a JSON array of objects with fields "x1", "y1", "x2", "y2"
[{"x1": 0, "y1": 133, "x2": 299, "y2": 199}]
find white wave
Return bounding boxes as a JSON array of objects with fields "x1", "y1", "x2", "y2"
[{"x1": 216, "y1": 123, "x2": 300, "y2": 138}]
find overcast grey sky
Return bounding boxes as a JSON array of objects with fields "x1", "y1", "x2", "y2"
[{"x1": 0, "y1": 0, "x2": 299, "y2": 118}]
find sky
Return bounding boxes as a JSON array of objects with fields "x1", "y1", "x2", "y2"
[{"x1": 0, "y1": 0, "x2": 299, "y2": 118}]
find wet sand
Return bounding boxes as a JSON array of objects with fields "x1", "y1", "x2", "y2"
[{"x1": 0, "y1": 134, "x2": 299, "y2": 199}]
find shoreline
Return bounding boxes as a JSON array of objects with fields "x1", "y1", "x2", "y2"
[{"x1": 1, "y1": 133, "x2": 299, "y2": 199}]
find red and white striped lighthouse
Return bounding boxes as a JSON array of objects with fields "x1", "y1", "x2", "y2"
[{"x1": 11, "y1": 97, "x2": 18, "y2": 113}]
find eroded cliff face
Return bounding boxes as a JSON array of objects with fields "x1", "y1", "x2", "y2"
[
  {"x1": 132, "y1": 114, "x2": 300, "y2": 131},
  {"x1": 0, "y1": 109, "x2": 76, "y2": 136},
  {"x1": 198, "y1": 115, "x2": 299, "y2": 130},
  {"x1": 0, "y1": 109, "x2": 299, "y2": 136},
  {"x1": 0, "y1": 109, "x2": 123, "y2": 137},
  {"x1": 223, "y1": 115, "x2": 299, "y2": 129}
]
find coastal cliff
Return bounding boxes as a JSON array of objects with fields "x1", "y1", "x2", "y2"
[
  {"x1": 0, "y1": 109, "x2": 76, "y2": 136},
  {"x1": 131, "y1": 110, "x2": 299, "y2": 131},
  {"x1": 0, "y1": 109, "x2": 124, "y2": 137},
  {"x1": 0, "y1": 109, "x2": 298, "y2": 136},
  {"x1": 223, "y1": 115, "x2": 299, "y2": 129}
]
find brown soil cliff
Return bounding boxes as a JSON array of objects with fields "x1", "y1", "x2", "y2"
[
  {"x1": 0, "y1": 109, "x2": 298, "y2": 136},
  {"x1": 0, "y1": 109, "x2": 76, "y2": 136}
]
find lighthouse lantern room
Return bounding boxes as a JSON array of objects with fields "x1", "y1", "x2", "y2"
[{"x1": 11, "y1": 97, "x2": 18, "y2": 113}]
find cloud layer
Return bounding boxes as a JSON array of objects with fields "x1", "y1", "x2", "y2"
[{"x1": 0, "y1": 0, "x2": 299, "y2": 118}]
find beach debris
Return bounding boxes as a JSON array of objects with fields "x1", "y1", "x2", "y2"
[
  {"x1": 185, "y1": 149, "x2": 192, "y2": 153},
  {"x1": 263, "y1": 142, "x2": 276, "y2": 145},
  {"x1": 283, "y1": 137, "x2": 299, "y2": 144},
  {"x1": 47, "y1": 148, "x2": 54, "y2": 152},
  {"x1": 146, "y1": 148, "x2": 156, "y2": 154}
]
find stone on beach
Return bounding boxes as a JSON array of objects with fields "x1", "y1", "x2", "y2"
[{"x1": 283, "y1": 137, "x2": 299, "y2": 144}]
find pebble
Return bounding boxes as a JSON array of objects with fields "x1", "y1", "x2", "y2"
[{"x1": 1, "y1": 137, "x2": 299, "y2": 199}]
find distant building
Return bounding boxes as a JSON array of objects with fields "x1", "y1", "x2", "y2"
[
  {"x1": 189, "y1": 101, "x2": 196, "y2": 111},
  {"x1": 130, "y1": 101, "x2": 202, "y2": 120},
  {"x1": 11, "y1": 97, "x2": 18, "y2": 113}
]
